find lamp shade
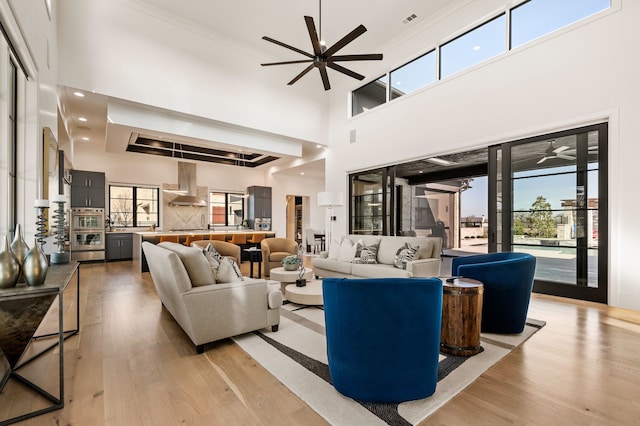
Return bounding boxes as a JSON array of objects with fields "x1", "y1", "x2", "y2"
[{"x1": 318, "y1": 192, "x2": 344, "y2": 207}]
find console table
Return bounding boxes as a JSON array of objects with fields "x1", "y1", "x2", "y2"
[{"x1": 0, "y1": 262, "x2": 80, "y2": 425}]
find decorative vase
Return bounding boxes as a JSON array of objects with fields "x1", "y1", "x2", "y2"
[
  {"x1": 0, "y1": 235, "x2": 20, "y2": 288},
  {"x1": 23, "y1": 238, "x2": 48, "y2": 286},
  {"x1": 283, "y1": 263, "x2": 298, "y2": 271},
  {"x1": 10, "y1": 224, "x2": 30, "y2": 283}
]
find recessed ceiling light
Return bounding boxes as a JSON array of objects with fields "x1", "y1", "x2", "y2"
[
  {"x1": 300, "y1": 172, "x2": 305, "y2": 175},
  {"x1": 73, "y1": 91, "x2": 85, "y2": 97},
  {"x1": 419, "y1": 170, "x2": 423, "y2": 173},
  {"x1": 473, "y1": 45, "x2": 481, "y2": 51},
  {"x1": 82, "y1": 137, "x2": 90, "y2": 141},
  {"x1": 78, "y1": 117, "x2": 87, "y2": 122},
  {"x1": 316, "y1": 144, "x2": 322, "y2": 148}
]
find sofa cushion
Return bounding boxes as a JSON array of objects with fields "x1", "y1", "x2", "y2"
[
  {"x1": 377, "y1": 237, "x2": 435, "y2": 265},
  {"x1": 216, "y1": 258, "x2": 243, "y2": 283},
  {"x1": 313, "y1": 257, "x2": 353, "y2": 275},
  {"x1": 339, "y1": 239, "x2": 359, "y2": 262},
  {"x1": 394, "y1": 242, "x2": 419, "y2": 269},
  {"x1": 351, "y1": 263, "x2": 412, "y2": 278},
  {"x1": 344, "y1": 234, "x2": 381, "y2": 248},
  {"x1": 327, "y1": 239, "x2": 341, "y2": 260},
  {"x1": 158, "y1": 242, "x2": 215, "y2": 286}
]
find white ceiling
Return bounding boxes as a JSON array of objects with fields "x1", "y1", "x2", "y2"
[{"x1": 58, "y1": 0, "x2": 462, "y2": 178}]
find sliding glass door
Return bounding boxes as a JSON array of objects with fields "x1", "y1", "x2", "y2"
[{"x1": 489, "y1": 123, "x2": 607, "y2": 303}]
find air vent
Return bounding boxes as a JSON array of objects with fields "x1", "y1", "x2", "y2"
[
  {"x1": 403, "y1": 13, "x2": 417, "y2": 24},
  {"x1": 350, "y1": 129, "x2": 357, "y2": 143},
  {"x1": 77, "y1": 125, "x2": 91, "y2": 131}
]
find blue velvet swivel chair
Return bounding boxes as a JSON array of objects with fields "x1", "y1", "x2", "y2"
[
  {"x1": 451, "y1": 252, "x2": 536, "y2": 334},
  {"x1": 323, "y1": 277, "x2": 443, "y2": 403}
]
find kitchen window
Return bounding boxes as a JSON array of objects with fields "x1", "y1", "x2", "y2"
[
  {"x1": 109, "y1": 185, "x2": 159, "y2": 227},
  {"x1": 210, "y1": 192, "x2": 245, "y2": 226}
]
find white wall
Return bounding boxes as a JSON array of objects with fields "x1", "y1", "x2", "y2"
[
  {"x1": 267, "y1": 173, "x2": 325, "y2": 239},
  {"x1": 324, "y1": 0, "x2": 640, "y2": 310},
  {"x1": 0, "y1": 0, "x2": 58, "y2": 241},
  {"x1": 56, "y1": 0, "x2": 329, "y2": 146}
]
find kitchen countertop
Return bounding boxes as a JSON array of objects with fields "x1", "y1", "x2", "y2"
[{"x1": 135, "y1": 229, "x2": 274, "y2": 236}]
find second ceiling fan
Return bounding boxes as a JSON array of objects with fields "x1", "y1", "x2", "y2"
[{"x1": 261, "y1": 1, "x2": 383, "y2": 90}]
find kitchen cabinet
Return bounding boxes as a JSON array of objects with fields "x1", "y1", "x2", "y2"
[
  {"x1": 105, "y1": 233, "x2": 133, "y2": 260},
  {"x1": 247, "y1": 186, "x2": 272, "y2": 226},
  {"x1": 71, "y1": 170, "x2": 105, "y2": 208}
]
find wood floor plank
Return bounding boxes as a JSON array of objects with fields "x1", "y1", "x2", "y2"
[{"x1": 1, "y1": 261, "x2": 639, "y2": 425}]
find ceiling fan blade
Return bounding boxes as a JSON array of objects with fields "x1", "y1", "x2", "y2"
[
  {"x1": 553, "y1": 145, "x2": 570, "y2": 153},
  {"x1": 287, "y1": 63, "x2": 315, "y2": 85},
  {"x1": 261, "y1": 59, "x2": 314, "y2": 66},
  {"x1": 330, "y1": 54, "x2": 383, "y2": 62},
  {"x1": 304, "y1": 16, "x2": 323, "y2": 56},
  {"x1": 326, "y1": 62, "x2": 364, "y2": 80},
  {"x1": 537, "y1": 156, "x2": 549, "y2": 164},
  {"x1": 262, "y1": 36, "x2": 314, "y2": 59},
  {"x1": 556, "y1": 154, "x2": 576, "y2": 161},
  {"x1": 318, "y1": 63, "x2": 331, "y2": 90},
  {"x1": 323, "y1": 24, "x2": 367, "y2": 58}
]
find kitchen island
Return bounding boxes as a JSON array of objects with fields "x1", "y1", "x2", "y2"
[{"x1": 133, "y1": 230, "x2": 276, "y2": 273}]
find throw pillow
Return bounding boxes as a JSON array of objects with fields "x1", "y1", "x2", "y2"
[
  {"x1": 394, "y1": 242, "x2": 419, "y2": 270},
  {"x1": 338, "y1": 239, "x2": 358, "y2": 263},
  {"x1": 229, "y1": 258, "x2": 244, "y2": 281},
  {"x1": 216, "y1": 258, "x2": 243, "y2": 283},
  {"x1": 359, "y1": 245, "x2": 378, "y2": 264},
  {"x1": 158, "y1": 242, "x2": 215, "y2": 286},
  {"x1": 327, "y1": 239, "x2": 341, "y2": 260},
  {"x1": 204, "y1": 243, "x2": 224, "y2": 262}
]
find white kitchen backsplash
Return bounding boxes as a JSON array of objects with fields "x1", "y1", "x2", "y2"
[{"x1": 162, "y1": 184, "x2": 208, "y2": 230}]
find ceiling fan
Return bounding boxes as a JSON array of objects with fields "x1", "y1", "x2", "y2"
[
  {"x1": 260, "y1": 1, "x2": 383, "y2": 90},
  {"x1": 537, "y1": 141, "x2": 575, "y2": 164}
]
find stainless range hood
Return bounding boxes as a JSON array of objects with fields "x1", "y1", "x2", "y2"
[{"x1": 168, "y1": 162, "x2": 207, "y2": 207}]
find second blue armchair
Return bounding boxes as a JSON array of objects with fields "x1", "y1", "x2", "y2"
[{"x1": 451, "y1": 252, "x2": 536, "y2": 334}]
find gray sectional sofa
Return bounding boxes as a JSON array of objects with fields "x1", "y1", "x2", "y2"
[{"x1": 312, "y1": 234, "x2": 442, "y2": 279}]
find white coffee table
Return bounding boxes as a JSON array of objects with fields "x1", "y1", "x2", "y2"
[
  {"x1": 285, "y1": 279, "x2": 323, "y2": 306},
  {"x1": 270, "y1": 267, "x2": 314, "y2": 295}
]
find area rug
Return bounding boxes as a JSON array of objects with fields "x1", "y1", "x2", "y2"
[{"x1": 232, "y1": 303, "x2": 545, "y2": 426}]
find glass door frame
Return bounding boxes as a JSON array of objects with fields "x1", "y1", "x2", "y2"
[
  {"x1": 489, "y1": 123, "x2": 608, "y2": 303},
  {"x1": 349, "y1": 167, "x2": 395, "y2": 236}
]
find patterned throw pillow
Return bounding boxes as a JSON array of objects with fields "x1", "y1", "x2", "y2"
[
  {"x1": 204, "y1": 243, "x2": 224, "y2": 262},
  {"x1": 359, "y1": 245, "x2": 378, "y2": 264},
  {"x1": 393, "y1": 242, "x2": 419, "y2": 269},
  {"x1": 229, "y1": 258, "x2": 244, "y2": 281}
]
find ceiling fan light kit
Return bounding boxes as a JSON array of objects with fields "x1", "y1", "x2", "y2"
[{"x1": 261, "y1": 1, "x2": 382, "y2": 90}]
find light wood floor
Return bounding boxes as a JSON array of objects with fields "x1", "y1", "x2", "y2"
[{"x1": 2, "y1": 260, "x2": 639, "y2": 425}]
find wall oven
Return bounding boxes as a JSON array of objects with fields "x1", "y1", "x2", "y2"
[{"x1": 70, "y1": 207, "x2": 105, "y2": 261}]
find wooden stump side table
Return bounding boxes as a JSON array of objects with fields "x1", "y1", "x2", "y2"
[{"x1": 440, "y1": 277, "x2": 484, "y2": 357}]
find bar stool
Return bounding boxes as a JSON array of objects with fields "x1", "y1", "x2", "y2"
[
  {"x1": 159, "y1": 235, "x2": 180, "y2": 243},
  {"x1": 210, "y1": 234, "x2": 226, "y2": 241},
  {"x1": 230, "y1": 233, "x2": 247, "y2": 245},
  {"x1": 247, "y1": 233, "x2": 265, "y2": 248},
  {"x1": 185, "y1": 234, "x2": 208, "y2": 246}
]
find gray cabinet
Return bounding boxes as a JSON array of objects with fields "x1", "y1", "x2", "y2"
[
  {"x1": 105, "y1": 233, "x2": 133, "y2": 260},
  {"x1": 71, "y1": 170, "x2": 105, "y2": 208},
  {"x1": 247, "y1": 186, "x2": 272, "y2": 226}
]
